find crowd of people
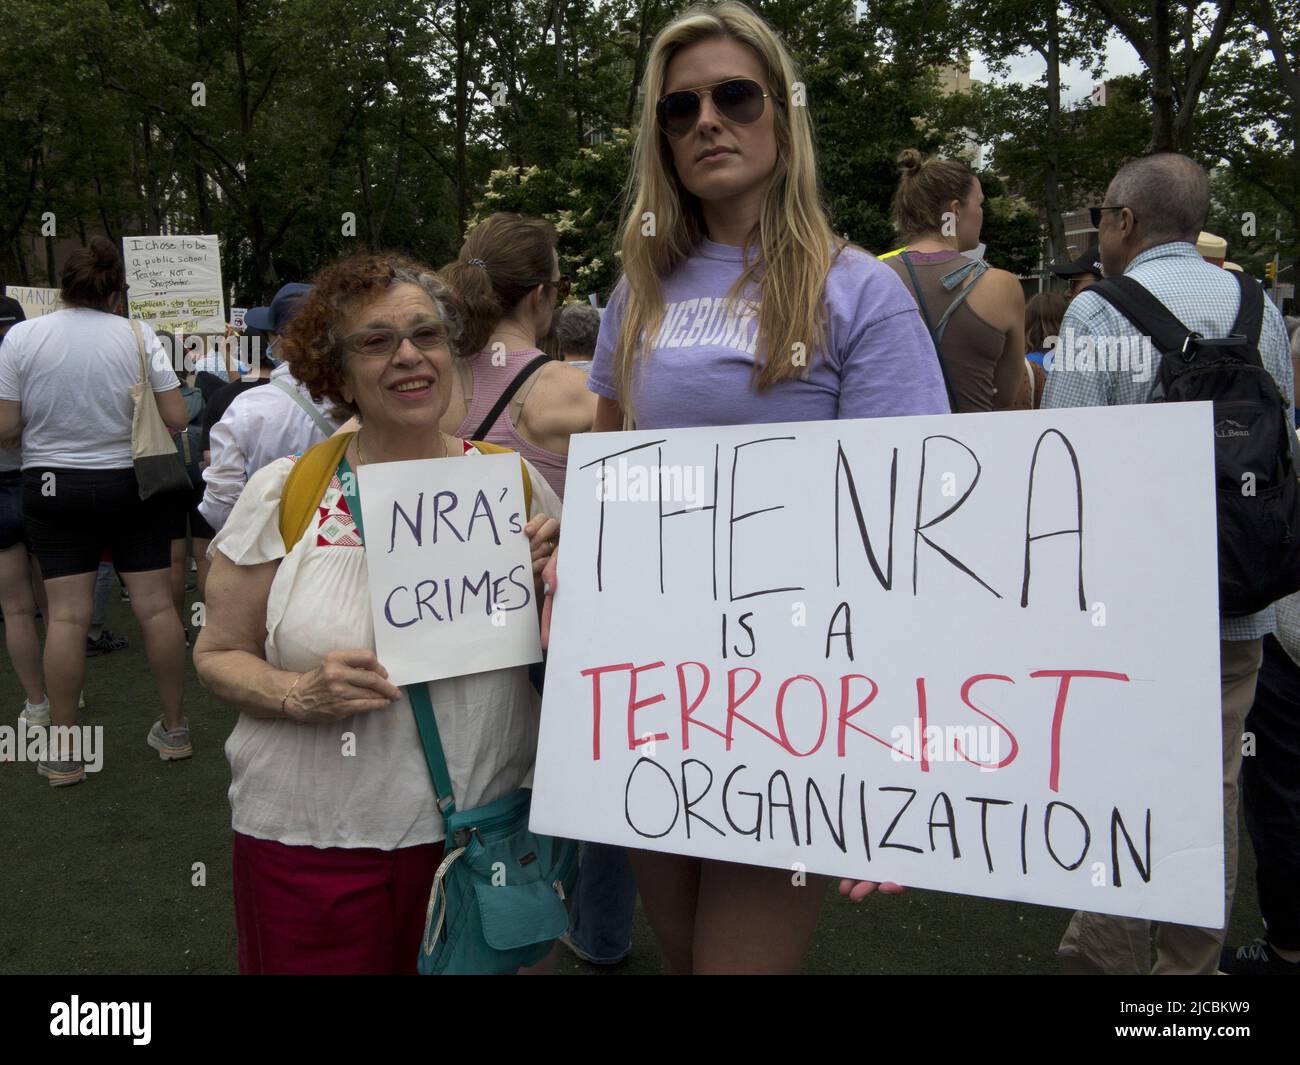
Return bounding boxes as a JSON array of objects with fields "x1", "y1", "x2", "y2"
[{"x1": 2, "y1": 0, "x2": 1298, "y2": 977}]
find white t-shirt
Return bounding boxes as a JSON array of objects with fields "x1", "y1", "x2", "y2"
[
  {"x1": 211, "y1": 445, "x2": 563, "y2": 850},
  {"x1": 0, "y1": 308, "x2": 178, "y2": 469}
]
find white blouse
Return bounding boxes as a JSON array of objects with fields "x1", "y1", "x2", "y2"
[{"x1": 210, "y1": 445, "x2": 562, "y2": 850}]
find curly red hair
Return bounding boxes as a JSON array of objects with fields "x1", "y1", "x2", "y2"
[{"x1": 278, "y1": 251, "x2": 464, "y2": 419}]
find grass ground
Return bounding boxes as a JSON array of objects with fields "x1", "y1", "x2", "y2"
[{"x1": 0, "y1": 586, "x2": 1266, "y2": 975}]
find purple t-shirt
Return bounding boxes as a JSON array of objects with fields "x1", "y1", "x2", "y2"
[{"x1": 587, "y1": 239, "x2": 950, "y2": 428}]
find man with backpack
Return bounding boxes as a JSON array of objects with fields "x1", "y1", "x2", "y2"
[{"x1": 1042, "y1": 152, "x2": 1297, "y2": 975}]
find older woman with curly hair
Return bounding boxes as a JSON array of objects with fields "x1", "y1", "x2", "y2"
[{"x1": 194, "y1": 251, "x2": 562, "y2": 975}]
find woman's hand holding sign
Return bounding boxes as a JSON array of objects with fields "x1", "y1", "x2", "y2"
[
  {"x1": 525, "y1": 514, "x2": 559, "y2": 577},
  {"x1": 540, "y1": 547, "x2": 559, "y2": 650},
  {"x1": 838, "y1": 878, "x2": 906, "y2": 903}
]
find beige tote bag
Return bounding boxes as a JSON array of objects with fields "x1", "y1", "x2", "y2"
[{"x1": 128, "y1": 319, "x2": 191, "y2": 500}]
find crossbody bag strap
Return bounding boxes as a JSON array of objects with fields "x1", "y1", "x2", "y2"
[
  {"x1": 337, "y1": 455, "x2": 458, "y2": 817},
  {"x1": 900, "y1": 252, "x2": 959, "y2": 412},
  {"x1": 408, "y1": 682, "x2": 457, "y2": 817},
  {"x1": 271, "y1": 376, "x2": 335, "y2": 438},
  {"x1": 472, "y1": 354, "x2": 551, "y2": 441}
]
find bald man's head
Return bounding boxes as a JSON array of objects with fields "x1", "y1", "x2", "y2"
[{"x1": 1106, "y1": 153, "x2": 1209, "y2": 246}]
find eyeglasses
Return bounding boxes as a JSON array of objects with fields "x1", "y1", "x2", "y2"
[
  {"x1": 548, "y1": 276, "x2": 572, "y2": 301},
  {"x1": 657, "y1": 78, "x2": 770, "y2": 139},
  {"x1": 342, "y1": 322, "x2": 450, "y2": 357},
  {"x1": 1089, "y1": 205, "x2": 1132, "y2": 229}
]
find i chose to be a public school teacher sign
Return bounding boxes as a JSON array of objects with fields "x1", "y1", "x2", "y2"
[{"x1": 531, "y1": 405, "x2": 1226, "y2": 928}]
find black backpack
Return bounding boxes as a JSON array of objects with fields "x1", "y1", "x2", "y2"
[{"x1": 1087, "y1": 272, "x2": 1300, "y2": 616}]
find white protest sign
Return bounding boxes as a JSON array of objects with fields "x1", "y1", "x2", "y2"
[
  {"x1": 357, "y1": 451, "x2": 542, "y2": 686},
  {"x1": 5, "y1": 285, "x2": 61, "y2": 319},
  {"x1": 229, "y1": 307, "x2": 247, "y2": 330},
  {"x1": 532, "y1": 405, "x2": 1226, "y2": 927},
  {"x1": 122, "y1": 234, "x2": 225, "y2": 334}
]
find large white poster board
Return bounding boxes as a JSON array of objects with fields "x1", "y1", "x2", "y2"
[
  {"x1": 532, "y1": 405, "x2": 1226, "y2": 927},
  {"x1": 4, "y1": 285, "x2": 61, "y2": 319},
  {"x1": 357, "y1": 452, "x2": 542, "y2": 686},
  {"x1": 122, "y1": 235, "x2": 225, "y2": 334}
]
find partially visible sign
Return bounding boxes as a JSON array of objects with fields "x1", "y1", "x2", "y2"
[
  {"x1": 123, "y1": 235, "x2": 225, "y2": 334},
  {"x1": 229, "y1": 307, "x2": 247, "y2": 331},
  {"x1": 5, "y1": 285, "x2": 61, "y2": 319},
  {"x1": 357, "y1": 451, "x2": 542, "y2": 686}
]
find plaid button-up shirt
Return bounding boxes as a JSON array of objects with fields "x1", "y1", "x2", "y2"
[{"x1": 1041, "y1": 241, "x2": 1294, "y2": 641}]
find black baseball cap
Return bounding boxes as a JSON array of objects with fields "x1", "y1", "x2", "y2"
[
  {"x1": 0, "y1": 295, "x2": 26, "y2": 328},
  {"x1": 1050, "y1": 243, "x2": 1103, "y2": 280}
]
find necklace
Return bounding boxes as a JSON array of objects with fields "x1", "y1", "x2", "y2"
[{"x1": 355, "y1": 430, "x2": 449, "y2": 466}]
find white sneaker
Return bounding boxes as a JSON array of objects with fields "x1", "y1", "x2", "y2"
[{"x1": 19, "y1": 700, "x2": 50, "y2": 727}]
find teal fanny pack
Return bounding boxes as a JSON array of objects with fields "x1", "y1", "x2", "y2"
[{"x1": 339, "y1": 456, "x2": 577, "y2": 975}]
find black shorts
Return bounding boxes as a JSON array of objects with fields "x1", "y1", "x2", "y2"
[
  {"x1": 0, "y1": 469, "x2": 25, "y2": 550},
  {"x1": 162, "y1": 483, "x2": 216, "y2": 542},
  {"x1": 22, "y1": 467, "x2": 173, "y2": 578}
]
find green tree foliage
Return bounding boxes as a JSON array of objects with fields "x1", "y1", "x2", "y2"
[{"x1": 2, "y1": 0, "x2": 1293, "y2": 305}]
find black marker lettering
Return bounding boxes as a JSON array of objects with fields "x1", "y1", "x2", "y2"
[
  {"x1": 1021, "y1": 428, "x2": 1087, "y2": 609},
  {"x1": 624, "y1": 757, "x2": 679, "y2": 839},
  {"x1": 927, "y1": 791, "x2": 961, "y2": 859},
  {"x1": 805, "y1": 775, "x2": 847, "y2": 853},
  {"x1": 1110, "y1": 807, "x2": 1152, "y2": 886},
  {"x1": 1044, "y1": 800, "x2": 1091, "y2": 871},
  {"x1": 767, "y1": 770, "x2": 799, "y2": 845},
  {"x1": 878, "y1": 786, "x2": 924, "y2": 853},
  {"x1": 722, "y1": 764, "x2": 762, "y2": 840},
  {"x1": 966, "y1": 797, "x2": 1013, "y2": 873},
  {"x1": 835, "y1": 442, "x2": 896, "y2": 589},
  {"x1": 681, "y1": 759, "x2": 724, "y2": 839},
  {"x1": 912, "y1": 435, "x2": 999, "y2": 597}
]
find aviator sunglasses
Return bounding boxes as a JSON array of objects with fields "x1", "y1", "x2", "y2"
[{"x1": 657, "y1": 78, "x2": 770, "y2": 139}]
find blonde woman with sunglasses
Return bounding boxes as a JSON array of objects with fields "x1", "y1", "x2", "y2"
[{"x1": 545, "y1": 2, "x2": 950, "y2": 974}]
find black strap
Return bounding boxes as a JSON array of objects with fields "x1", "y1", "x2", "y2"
[
  {"x1": 1229, "y1": 270, "x2": 1265, "y2": 352},
  {"x1": 899, "y1": 252, "x2": 960, "y2": 412},
  {"x1": 1084, "y1": 276, "x2": 1195, "y2": 356},
  {"x1": 472, "y1": 354, "x2": 551, "y2": 442}
]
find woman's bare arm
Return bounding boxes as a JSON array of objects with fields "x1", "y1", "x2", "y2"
[
  {"x1": 194, "y1": 551, "x2": 401, "y2": 720},
  {"x1": 592, "y1": 395, "x2": 624, "y2": 433}
]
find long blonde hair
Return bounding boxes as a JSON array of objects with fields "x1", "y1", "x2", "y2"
[{"x1": 613, "y1": 1, "x2": 841, "y2": 415}]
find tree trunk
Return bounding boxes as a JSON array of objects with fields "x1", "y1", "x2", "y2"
[
  {"x1": 1147, "y1": 0, "x2": 1175, "y2": 151},
  {"x1": 359, "y1": 127, "x2": 378, "y2": 247},
  {"x1": 1043, "y1": 3, "x2": 1066, "y2": 263},
  {"x1": 455, "y1": 0, "x2": 469, "y2": 237},
  {"x1": 193, "y1": 163, "x2": 211, "y2": 233},
  {"x1": 625, "y1": 1, "x2": 657, "y2": 128},
  {"x1": 13, "y1": 239, "x2": 30, "y2": 286},
  {"x1": 141, "y1": 122, "x2": 163, "y2": 232}
]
